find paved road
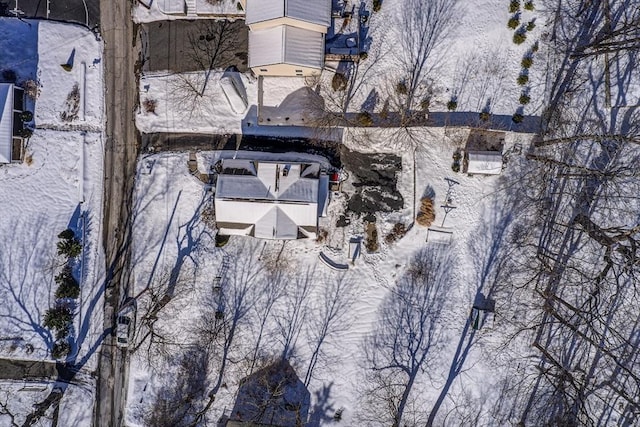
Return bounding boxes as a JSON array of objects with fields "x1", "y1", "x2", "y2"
[
  {"x1": 96, "y1": 0, "x2": 140, "y2": 425},
  {"x1": 9, "y1": 0, "x2": 100, "y2": 28}
]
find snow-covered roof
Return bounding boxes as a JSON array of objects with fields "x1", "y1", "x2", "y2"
[
  {"x1": 0, "y1": 83, "x2": 14, "y2": 164},
  {"x1": 246, "y1": 0, "x2": 331, "y2": 27},
  {"x1": 215, "y1": 160, "x2": 322, "y2": 239},
  {"x1": 249, "y1": 25, "x2": 325, "y2": 70},
  {"x1": 467, "y1": 151, "x2": 503, "y2": 175}
]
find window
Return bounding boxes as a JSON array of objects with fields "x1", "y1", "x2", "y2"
[{"x1": 260, "y1": 68, "x2": 268, "y2": 72}]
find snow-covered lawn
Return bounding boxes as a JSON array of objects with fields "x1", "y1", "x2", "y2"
[
  {"x1": 136, "y1": 0, "x2": 546, "y2": 136},
  {"x1": 0, "y1": 18, "x2": 105, "y2": 367},
  {"x1": 0, "y1": 378, "x2": 95, "y2": 426},
  {"x1": 124, "y1": 127, "x2": 534, "y2": 426}
]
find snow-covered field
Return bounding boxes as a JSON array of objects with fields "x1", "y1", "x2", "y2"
[
  {"x1": 124, "y1": 126, "x2": 533, "y2": 426},
  {"x1": 0, "y1": 18, "x2": 105, "y2": 367}
]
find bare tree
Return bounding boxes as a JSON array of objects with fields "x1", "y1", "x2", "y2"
[
  {"x1": 303, "y1": 272, "x2": 355, "y2": 386},
  {"x1": 191, "y1": 239, "x2": 266, "y2": 425},
  {"x1": 172, "y1": 20, "x2": 243, "y2": 109},
  {"x1": 362, "y1": 247, "x2": 454, "y2": 427},
  {"x1": 275, "y1": 267, "x2": 314, "y2": 361},
  {"x1": 395, "y1": 0, "x2": 459, "y2": 124}
]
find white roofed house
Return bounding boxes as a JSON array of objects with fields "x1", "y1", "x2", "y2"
[
  {"x1": 214, "y1": 159, "x2": 327, "y2": 240},
  {"x1": 244, "y1": 0, "x2": 331, "y2": 76}
]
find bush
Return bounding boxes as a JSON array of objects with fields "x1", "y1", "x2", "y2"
[
  {"x1": 357, "y1": 111, "x2": 374, "y2": 126},
  {"x1": 20, "y1": 110, "x2": 34, "y2": 122},
  {"x1": 479, "y1": 111, "x2": 491, "y2": 121},
  {"x1": 55, "y1": 271, "x2": 80, "y2": 300},
  {"x1": 57, "y1": 238, "x2": 82, "y2": 258},
  {"x1": 508, "y1": 16, "x2": 520, "y2": 29},
  {"x1": 332, "y1": 72, "x2": 348, "y2": 91},
  {"x1": 373, "y1": 0, "x2": 382, "y2": 12},
  {"x1": 143, "y1": 98, "x2": 157, "y2": 113},
  {"x1": 43, "y1": 306, "x2": 73, "y2": 331},
  {"x1": 532, "y1": 41, "x2": 539, "y2": 52},
  {"x1": 447, "y1": 100, "x2": 457, "y2": 111},
  {"x1": 55, "y1": 325, "x2": 71, "y2": 340},
  {"x1": 236, "y1": 1, "x2": 243, "y2": 10},
  {"x1": 521, "y1": 56, "x2": 533, "y2": 68},
  {"x1": 509, "y1": 0, "x2": 520, "y2": 13},
  {"x1": 416, "y1": 198, "x2": 436, "y2": 227},
  {"x1": 384, "y1": 223, "x2": 407, "y2": 244},
  {"x1": 517, "y1": 74, "x2": 529, "y2": 85},
  {"x1": 524, "y1": 0, "x2": 534, "y2": 10},
  {"x1": 512, "y1": 113, "x2": 524, "y2": 123},
  {"x1": 52, "y1": 341, "x2": 70, "y2": 359},
  {"x1": 55, "y1": 265, "x2": 75, "y2": 284},
  {"x1": 23, "y1": 80, "x2": 40, "y2": 100},
  {"x1": 395, "y1": 80, "x2": 408, "y2": 95},
  {"x1": 526, "y1": 20, "x2": 536, "y2": 31},
  {"x1": 519, "y1": 93, "x2": 531, "y2": 104},
  {"x1": 513, "y1": 32, "x2": 527, "y2": 44},
  {"x1": 452, "y1": 162, "x2": 461, "y2": 172},
  {"x1": 215, "y1": 234, "x2": 230, "y2": 247},
  {"x1": 58, "y1": 229, "x2": 75, "y2": 240},
  {"x1": 19, "y1": 128, "x2": 33, "y2": 139},
  {"x1": 359, "y1": 51, "x2": 368, "y2": 60},
  {"x1": 453, "y1": 150, "x2": 462, "y2": 161},
  {"x1": 365, "y1": 222, "x2": 379, "y2": 253}
]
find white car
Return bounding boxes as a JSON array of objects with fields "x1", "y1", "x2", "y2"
[{"x1": 116, "y1": 314, "x2": 133, "y2": 348}]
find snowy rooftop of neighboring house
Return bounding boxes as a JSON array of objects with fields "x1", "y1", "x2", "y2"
[
  {"x1": 249, "y1": 25, "x2": 325, "y2": 69},
  {"x1": 245, "y1": 0, "x2": 331, "y2": 27},
  {"x1": 467, "y1": 151, "x2": 503, "y2": 175},
  {"x1": 0, "y1": 83, "x2": 14, "y2": 164}
]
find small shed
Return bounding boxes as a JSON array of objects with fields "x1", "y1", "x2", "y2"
[{"x1": 466, "y1": 151, "x2": 503, "y2": 175}]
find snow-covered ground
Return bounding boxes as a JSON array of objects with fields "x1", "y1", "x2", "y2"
[
  {"x1": 0, "y1": 18, "x2": 105, "y2": 367},
  {"x1": 0, "y1": 377, "x2": 95, "y2": 426},
  {"x1": 136, "y1": 0, "x2": 546, "y2": 136},
  {"x1": 124, "y1": 125, "x2": 534, "y2": 426}
]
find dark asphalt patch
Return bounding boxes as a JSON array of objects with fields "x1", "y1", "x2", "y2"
[{"x1": 341, "y1": 147, "x2": 404, "y2": 215}]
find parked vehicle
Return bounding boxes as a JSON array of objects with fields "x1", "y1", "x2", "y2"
[{"x1": 116, "y1": 315, "x2": 131, "y2": 348}]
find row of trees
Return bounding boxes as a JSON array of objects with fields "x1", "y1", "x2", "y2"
[
  {"x1": 131, "y1": 238, "x2": 357, "y2": 426},
  {"x1": 43, "y1": 229, "x2": 82, "y2": 359}
]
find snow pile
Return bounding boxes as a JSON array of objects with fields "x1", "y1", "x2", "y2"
[{"x1": 133, "y1": 0, "x2": 244, "y2": 24}]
